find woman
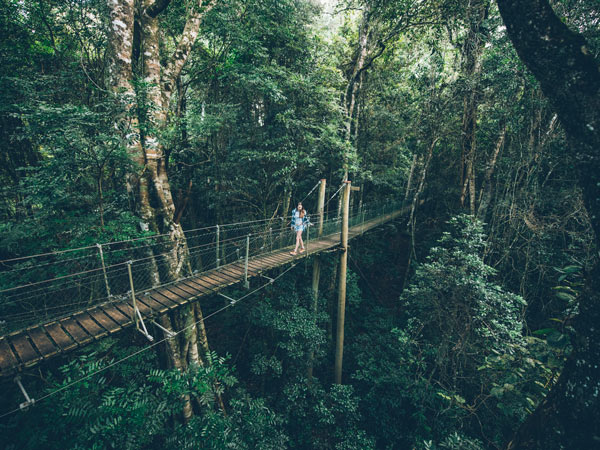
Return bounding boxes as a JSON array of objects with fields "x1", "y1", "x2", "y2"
[{"x1": 290, "y1": 202, "x2": 309, "y2": 255}]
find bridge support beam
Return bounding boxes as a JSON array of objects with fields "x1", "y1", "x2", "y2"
[
  {"x1": 334, "y1": 180, "x2": 351, "y2": 384},
  {"x1": 308, "y1": 179, "x2": 326, "y2": 380}
]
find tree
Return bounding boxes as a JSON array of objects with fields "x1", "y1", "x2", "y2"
[
  {"x1": 106, "y1": 0, "x2": 218, "y2": 420},
  {"x1": 495, "y1": 0, "x2": 600, "y2": 447}
]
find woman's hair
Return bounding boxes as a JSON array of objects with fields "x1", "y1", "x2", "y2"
[{"x1": 297, "y1": 203, "x2": 306, "y2": 218}]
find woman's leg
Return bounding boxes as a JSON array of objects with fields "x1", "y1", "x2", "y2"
[
  {"x1": 299, "y1": 232, "x2": 305, "y2": 251},
  {"x1": 292, "y1": 230, "x2": 301, "y2": 253}
]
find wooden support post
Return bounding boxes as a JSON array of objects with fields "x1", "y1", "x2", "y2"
[
  {"x1": 127, "y1": 261, "x2": 138, "y2": 328},
  {"x1": 334, "y1": 180, "x2": 351, "y2": 384},
  {"x1": 317, "y1": 179, "x2": 326, "y2": 237},
  {"x1": 308, "y1": 179, "x2": 326, "y2": 380},
  {"x1": 97, "y1": 243, "x2": 111, "y2": 298}
]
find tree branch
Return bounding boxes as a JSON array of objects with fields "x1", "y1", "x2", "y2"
[
  {"x1": 162, "y1": 0, "x2": 217, "y2": 90},
  {"x1": 145, "y1": 0, "x2": 171, "y2": 18}
]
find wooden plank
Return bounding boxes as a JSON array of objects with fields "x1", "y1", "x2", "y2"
[
  {"x1": 173, "y1": 279, "x2": 204, "y2": 297},
  {"x1": 228, "y1": 264, "x2": 259, "y2": 279},
  {"x1": 266, "y1": 249, "x2": 293, "y2": 261},
  {"x1": 261, "y1": 254, "x2": 290, "y2": 267},
  {"x1": 185, "y1": 276, "x2": 215, "y2": 293},
  {"x1": 136, "y1": 294, "x2": 167, "y2": 314},
  {"x1": 150, "y1": 290, "x2": 185, "y2": 307},
  {"x1": 73, "y1": 312, "x2": 106, "y2": 339},
  {"x1": 178, "y1": 280, "x2": 211, "y2": 297},
  {"x1": 275, "y1": 250, "x2": 296, "y2": 260},
  {"x1": 154, "y1": 286, "x2": 187, "y2": 305},
  {"x1": 10, "y1": 335, "x2": 40, "y2": 365},
  {"x1": 200, "y1": 274, "x2": 222, "y2": 290},
  {"x1": 210, "y1": 268, "x2": 240, "y2": 285},
  {"x1": 60, "y1": 319, "x2": 91, "y2": 345},
  {"x1": 229, "y1": 262, "x2": 260, "y2": 277},
  {"x1": 113, "y1": 303, "x2": 135, "y2": 323},
  {"x1": 190, "y1": 275, "x2": 221, "y2": 291},
  {"x1": 201, "y1": 271, "x2": 231, "y2": 288},
  {"x1": 101, "y1": 305, "x2": 131, "y2": 327},
  {"x1": 0, "y1": 339, "x2": 19, "y2": 373},
  {"x1": 164, "y1": 285, "x2": 200, "y2": 301},
  {"x1": 254, "y1": 257, "x2": 277, "y2": 269},
  {"x1": 184, "y1": 278, "x2": 217, "y2": 294},
  {"x1": 87, "y1": 309, "x2": 122, "y2": 334},
  {"x1": 218, "y1": 265, "x2": 246, "y2": 279},
  {"x1": 210, "y1": 270, "x2": 239, "y2": 286},
  {"x1": 127, "y1": 297, "x2": 154, "y2": 316},
  {"x1": 146, "y1": 291, "x2": 178, "y2": 309},
  {"x1": 28, "y1": 328, "x2": 58, "y2": 358},
  {"x1": 249, "y1": 258, "x2": 274, "y2": 272},
  {"x1": 44, "y1": 322, "x2": 77, "y2": 351}
]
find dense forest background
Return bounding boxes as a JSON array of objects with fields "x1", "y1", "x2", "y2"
[{"x1": 1, "y1": 0, "x2": 599, "y2": 448}]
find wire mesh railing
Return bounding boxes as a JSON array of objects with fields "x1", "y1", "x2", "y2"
[{"x1": 0, "y1": 198, "x2": 403, "y2": 335}]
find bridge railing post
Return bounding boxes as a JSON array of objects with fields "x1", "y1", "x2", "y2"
[
  {"x1": 306, "y1": 221, "x2": 310, "y2": 254},
  {"x1": 362, "y1": 207, "x2": 366, "y2": 234},
  {"x1": 127, "y1": 261, "x2": 138, "y2": 328},
  {"x1": 96, "y1": 243, "x2": 111, "y2": 298},
  {"x1": 269, "y1": 227, "x2": 273, "y2": 252},
  {"x1": 216, "y1": 225, "x2": 220, "y2": 268},
  {"x1": 244, "y1": 234, "x2": 250, "y2": 289}
]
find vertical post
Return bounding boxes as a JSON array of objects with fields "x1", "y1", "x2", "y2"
[
  {"x1": 127, "y1": 261, "x2": 138, "y2": 328},
  {"x1": 362, "y1": 207, "x2": 366, "y2": 235},
  {"x1": 97, "y1": 243, "x2": 111, "y2": 298},
  {"x1": 334, "y1": 180, "x2": 351, "y2": 384},
  {"x1": 244, "y1": 234, "x2": 250, "y2": 289},
  {"x1": 215, "y1": 225, "x2": 220, "y2": 268},
  {"x1": 317, "y1": 179, "x2": 326, "y2": 238},
  {"x1": 308, "y1": 179, "x2": 327, "y2": 380},
  {"x1": 358, "y1": 184, "x2": 363, "y2": 216},
  {"x1": 269, "y1": 227, "x2": 273, "y2": 252}
]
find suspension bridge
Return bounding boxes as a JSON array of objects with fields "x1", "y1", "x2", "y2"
[{"x1": 0, "y1": 183, "x2": 408, "y2": 380}]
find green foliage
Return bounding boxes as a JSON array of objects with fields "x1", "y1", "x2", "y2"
[
  {"x1": 352, "y1": 317, "x2": 440, "y2": 447},
  {"x1": 1, "y1": 341, "x2": 287, "y2": 450},
  {"x1": 1, "y1": 0, "x2": 598, "y2": 448},
  {"x1": 402, "y1": 215, "x2": 526, "y2": 358},
  {"x1": 396, "y1": 215, "x2": 554, "y2": 446}
]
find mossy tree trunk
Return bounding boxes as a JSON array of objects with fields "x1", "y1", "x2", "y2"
[{"x1": 107, "y1": 0, "x2": 217, "y2": 421}]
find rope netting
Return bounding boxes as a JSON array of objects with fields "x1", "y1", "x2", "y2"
[{"x1": 0, "y1": 190, "x2": 402, "y2": 335}]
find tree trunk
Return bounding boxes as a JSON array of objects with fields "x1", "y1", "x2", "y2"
[
  {"x1": 459, "y1": 0, "x2": 489, "y2": 215},
  {"x1": 496, "y1": 0, "x2": 600, "y2": 447},
  {"x1": 404, "y1": 153, "x2": 418, "y2": 203},
  {"x1": 107, "y1": 0, "x2": 217, "y2": 420},
  {"x1": 477, "y1": 126, "x2": 506, "y2": 220}
]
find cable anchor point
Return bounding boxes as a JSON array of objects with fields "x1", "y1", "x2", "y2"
[{"x1": 14, "y1": 376, "x2": 35, "y2": 411}]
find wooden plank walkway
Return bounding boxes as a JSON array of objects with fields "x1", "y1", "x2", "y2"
[{"x1": 0, "y1": 209, "x2": 404, "y2": 377}]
